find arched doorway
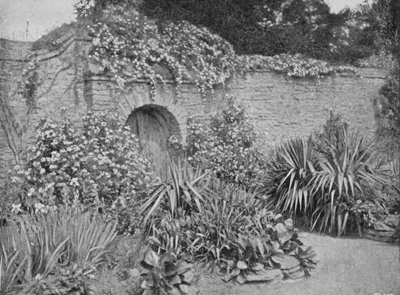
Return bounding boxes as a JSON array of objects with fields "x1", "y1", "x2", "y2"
[{"x1": 126, "y1": 104, "x2": 181, "y2": 181}]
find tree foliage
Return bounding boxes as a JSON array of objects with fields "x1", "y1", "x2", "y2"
[
  {"x1": 372, "y1": 0, "x2": 400, "y2": 147},
  {"x1": 74, "y1": 0, "x2": 392, "y2": 65},
  {"x1": 139, "y1": 0, "x2": 347, "y2": 59}
]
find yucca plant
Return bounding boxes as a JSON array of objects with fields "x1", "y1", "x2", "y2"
[
  {"x1": 310, "y1": 132, "x2": 389, "y2": 236},
  {"x1": 265, "y1": 138, "x2": 316, "y2": 215},
  {"x1": 140, "y1": 158, "x2": 210, "y2": 223}
]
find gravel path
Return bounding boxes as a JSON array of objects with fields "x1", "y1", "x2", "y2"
[{"x1": 190, "y1": 233, "x2": 400, "y2": 295}]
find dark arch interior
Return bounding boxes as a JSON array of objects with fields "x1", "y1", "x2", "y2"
[{"x1": 125, "y1": 104, "x2": 182, "y2": 180}]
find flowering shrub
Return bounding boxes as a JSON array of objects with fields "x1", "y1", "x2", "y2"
[
  {"x1": 86, "y1": 4, "x2": 242, "y2": 97},
  {"x1": 7, "y1": 111, "x2": 155, "y2": 233},
  {"x1": 185, "y1": 97, "x2": 267, "y2": 187}
]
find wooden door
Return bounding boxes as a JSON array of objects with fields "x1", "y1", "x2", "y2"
[{"x1": 126, "y1": 107, "x2": 170, "y2": 180}]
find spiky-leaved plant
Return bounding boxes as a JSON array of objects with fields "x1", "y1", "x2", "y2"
[
  {"x1": 140, "y1": 158, "x2": 210, "y2": 224},
  {"x1": 265, "y1": 138, "x2": 315, "y2": 214},
  {"x1": 1, "y1": 206, "x2": 117, "y2": 294},
  {"x1": 310, "y1": 132, "x2": 389, "y2": 236}
]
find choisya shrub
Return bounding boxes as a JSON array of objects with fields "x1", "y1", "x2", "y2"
[
  {"x1": 184, "y1": 97, "x2": 267, "y2": 188},
  {"x1": 7, "y1": 111, "x2": 155, "y2": 234}
]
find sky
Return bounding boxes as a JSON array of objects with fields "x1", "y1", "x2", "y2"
[
  {"x1": 0, "y1": 0, "x2": 367, "y2": 41},
  {"x1": 325, "y1": 0, "x2": 368, "y2": 12}
]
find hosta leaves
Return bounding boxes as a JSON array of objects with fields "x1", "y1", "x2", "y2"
[
  {"x1": 250, "y1": 263, "x2": 264, "y2": 271},
  {"x1": 297, "y1": 246, "x2": 317, "y2": 260},
  {"x1": 270, "y1": 252, "x2": 285, "y2": 265},
  {"x1": 274, "y1": 223, "x2": 287, "y2": 240},
  {"x1": 179, "y1": 284, "x2": 190, "y2": 294},
  {"x1": 271, "y1": 241, "x2": 280, "y2": 252},
  {"x1": 236, "y1": 274, "x2": 247, "y2": 284},
  {"x1": 288, "y1": 265, "x2": 302, "y2": 274},
  {"x1": 143, "y1": 250, "x2": 160, "y2": 269},
  {"x1": 226, "y1": 260, "x2": 235, "y2": 269},
  {"x1": 181, "y1": 270, "x2": 194, "y2": 284},
  {"x1": 141, "y1": 272, "x2": 161, "y2": 289},
  {"x1": 168, "y1": 287, "x2": 182, "y2": 295},
  {"x1": 288, "y1": 270, "x2": 305, "y2": 279},
  {"x1": 222, "y1": 268, "x2": 240, "y2": 282},
  {"x1": 176, "y1": 261, "x2": 193, "y2": 275},
  {"x1": 216, "y1": 268, "x2": 226, "y2": 276},
  {"x1": 280, "y1": 256, "x2": 300, "y2": 270},
  {"x1": 284, "y1": 219, "x2": 294, "y2": 230},
  {"x1": 256, "y1": 239, "x2": 265, "y2": 258},
  {"x1": 169, "y1": 275, "x2": 181, "y2": 285},
  {"x1": 237, "y1": 261, "x2": 248, "y2": 270}
]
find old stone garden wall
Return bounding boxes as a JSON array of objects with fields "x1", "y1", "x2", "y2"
[
  {"x1": 89, "y1": 68, "x2": 384, "y2": 143},
  {"x1": 0, "y1": 38, "x2": 387, "y2": 179}
]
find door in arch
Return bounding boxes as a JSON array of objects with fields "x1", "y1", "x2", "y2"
[{"x1": 126, "y1": 106, "x2": 174, "y2": 181}]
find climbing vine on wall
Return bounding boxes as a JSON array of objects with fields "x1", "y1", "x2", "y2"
[
  {"x1": 79, "y1": 3, "x2": 359, "y2": 99},
  {"x1": 22, "y1": 59, "x2": 40, "y2": 108},
  {"x1": 244, "y1": 54, "x2": 359, "y2": 78},
  {"x1": 86, "y1": 5, "x2": 243, "y2": 97}
]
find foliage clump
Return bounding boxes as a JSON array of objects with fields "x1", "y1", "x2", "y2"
[
  {"x1": 265, "y1": 112, "x2": 390, "y2": 236},
  {"x1": 138, "y1": 250, "x2": 194, "y2": 295},
  {"x1": 0, "y1": 207, "x2": 116, "y2": 295},
  {"x1": 142, "y1": 176, "x2": 318, "y2": 287},
  {"x1": 184, "y1": 97, "x2": 267, "y2": 188},
  {"x1": 6, "y1": 111, "x2": 155, "y2": 234},
  {"x1": 85, "y1": 4, "x2": 242, "y2": 97}
]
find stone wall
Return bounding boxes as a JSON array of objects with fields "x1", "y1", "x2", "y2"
[
  {"x1": 226, "y1": 68, "x2": 384, "y2": 146},
  {"x1": 0, "y1": 38, "x2": 388, "y2": 180}
]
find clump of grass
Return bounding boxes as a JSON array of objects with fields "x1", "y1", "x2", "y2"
[{"x1": 0, "y1": 206, "x2": 117, "y2": 294}]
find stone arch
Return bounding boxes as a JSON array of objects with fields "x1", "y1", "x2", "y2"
[
  {"x1": 116, "y1": 85, "x2": 187, "y2": 140},
  {"x1": 125, "y1": 104, "x2": 182, "y2": 180}
]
